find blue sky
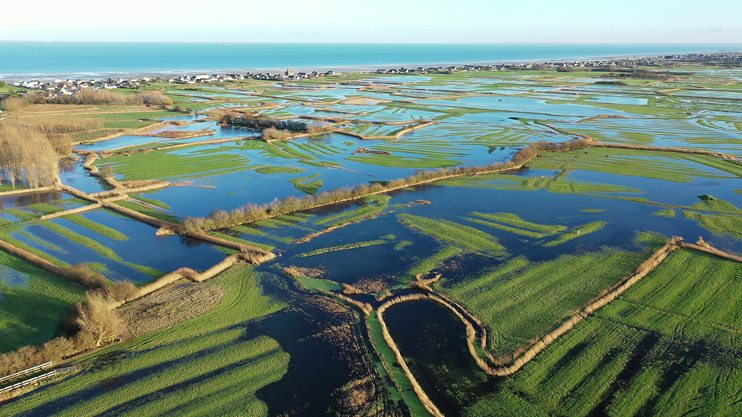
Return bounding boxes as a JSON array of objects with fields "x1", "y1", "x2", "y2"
[{"x1": 2, "y1": 0, "x2": 741, "y2": 43}]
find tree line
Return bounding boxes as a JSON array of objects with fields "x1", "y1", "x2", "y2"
[
  {"x1": 181, "y1": 139, "x2": 591, "y2": 233},
  {"x1": 0, "y1": 124, "x2": 60, "y2": 189},
  {"x1": 220, "y1": 114, "x2": 310, "y2": 131}
]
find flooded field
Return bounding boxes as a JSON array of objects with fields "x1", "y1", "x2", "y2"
[{"x1": 2, "y1": 64, "x2": 742, "y2": 416}]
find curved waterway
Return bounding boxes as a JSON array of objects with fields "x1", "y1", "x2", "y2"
[{"x1": 384, "y1": 298, "x2": 498, "y2": 416}]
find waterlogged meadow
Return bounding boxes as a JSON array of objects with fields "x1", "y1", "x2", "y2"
[{"x1": 2, "y1": 64, "x2": 742, "y2": 416}]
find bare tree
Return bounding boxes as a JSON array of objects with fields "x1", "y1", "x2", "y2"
[{"x1": 76, "y1": 291, "x2": 126, "y2": 347}]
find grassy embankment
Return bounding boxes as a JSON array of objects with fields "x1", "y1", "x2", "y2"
[
  {"x1": 466, "y1": 250, "x2": 742, "y2": 416},
  {"x1": 366, "y1": 312, "x2": 432, "y2": 416},
  {"x1": 0, "y1": 264, "x2": 289, "y2": 417}
]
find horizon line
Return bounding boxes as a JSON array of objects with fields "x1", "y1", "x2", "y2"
[{"x1": 1, "y1": 40, "x2": 742, "y2": 45}]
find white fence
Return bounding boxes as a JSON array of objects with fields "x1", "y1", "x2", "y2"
[
  {"x1": 0, "y1": 362, "x2": 52, "y2": 385},
  {"x1": 1, "y1": 370, "x2": 57, "y2": 393},
  {"x1": 0, "y1": 365, "x2": 76, "y2": 393}
]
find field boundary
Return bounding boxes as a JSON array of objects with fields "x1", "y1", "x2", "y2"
[{"x1": 377, "y1": 236, "x2": 742, "y2": 390}]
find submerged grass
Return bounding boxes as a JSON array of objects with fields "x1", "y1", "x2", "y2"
[
  {"x1": 62, "y1": 213, "x2": 129, "y2": 240},
  {"x1": 298, "y1": 239, "x2": 389, "y2": 258},
  {"x1": 526, "y1": 148, "x2": 738, "y2": 183},
  {"x1": 130, "y1": 194, "x2": 171, "y2": 210},
  {"x1": 346, "y1": 154, "x2": 461, "y2": 168},
  {"x1": 100, "y1": 147, "x2": 254, "y2": 181},
  {"x1": 39, "y1": 221, "x2": 121, "y2": 260},
  {"x1": 408, "y1": 246, "x2": 464, "y2": 278},
  {"x1": 683, "y1": 211, "x2": 742, "y2": 239},
  {"x1": 543, "y1": 221, "x2": 607, "y2": 247},
  {"x1": 254, "y1": 166, "x2": 307, "y2": 175},
  {"x1": 398, "y1": 213, "x2": 504, "y2": 254},
  {"x1": 467, "y1": 212, "x2": 567, "y2": 238},
  {"x1": 440, "y1": 171, "x2": 642, "y2": 195},
  {"x1": 314, "y1": 195, "x2": 391, "y2": 227},
  {"x1": 288, "y1": 173, "x2": 323, "y2": 195}
]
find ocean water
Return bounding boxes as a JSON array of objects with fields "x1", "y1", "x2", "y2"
[{"x1": 0, "y1": 42, "x2": 739, "y2": 80}]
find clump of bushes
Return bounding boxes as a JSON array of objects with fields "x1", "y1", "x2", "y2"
[
  {"x1": 66, "y1": 263, "x2": 137, "y2": 300},
  {"x1": 262, "y1": 127, "x2": 293, "y2": 140}
]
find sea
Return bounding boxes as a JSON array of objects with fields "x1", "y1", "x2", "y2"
[{"x1": 0, "y1": 42, "x2": 740, "y2": 80}]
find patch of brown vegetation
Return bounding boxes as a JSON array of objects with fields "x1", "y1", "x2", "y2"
[
  {"x1": 119, "y1": 282, "x2": 224, "y2": 337},
  {"x1": 352, "y1": 278, "x2": 389, "y2": 294},
  {"x1": 332, "y1": 376, "x2": 383, "y2": 417},
  {"x1": 283, "y1": 265, "x2": 325, "y2": 278},
  {"x1": 342, "y1": 283, "x2": 365, "y2": 295},
  {"x1": 342, "y1": 98, "x2": 388, "y2": 106},
  {"x1": 577, "y1": 115, "x2": 632, "y2": 123}
]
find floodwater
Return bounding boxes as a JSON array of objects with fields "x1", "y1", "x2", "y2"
[
  {"x1": 0, "y1": 191, "x2": 67, "y2": 210},
  {"x1": 13, "y1": 209, "x2": 227, "y2": 282}
]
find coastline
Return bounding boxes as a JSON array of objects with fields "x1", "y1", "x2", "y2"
[{"x1": 2, "y1": 44, "x2": 740, "y2": 82}]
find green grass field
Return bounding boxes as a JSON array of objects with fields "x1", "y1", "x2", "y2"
[
  {"x1": 407, "y1": 246, "x2": 464, "y2": 278},
  {"x1": 468, "y1": 250, "x2": 742, "y2": 416},
  {"x1": 0, "y1": 251, "x2": 85, "y2": 353},
  {"x1": 439, "y1": 247, "x2": 650, "y2": 357},
  {"x1": 439, "y1": 171, "x2": 642, "y2": 195},
  {"x1": 0, "y1": 264, "x2": 288, "y2": 417},
  {"x1": 314, "y1": 195, "x2": 391, "y2": 227},
  {"x1": 99, "y1": 147, "x2": 255, "y2": 181},
  {"x1": 683, "y1": 211, "x2": 742, "y2": 239}
]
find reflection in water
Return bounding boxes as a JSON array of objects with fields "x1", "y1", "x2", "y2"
[{"x1": 0, "y1": 191, "x2": 66, "y2": 210}]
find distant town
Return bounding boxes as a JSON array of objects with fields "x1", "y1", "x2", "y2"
[{"x1": 5, "y1": 51, "x2": 741, "y2": 100}]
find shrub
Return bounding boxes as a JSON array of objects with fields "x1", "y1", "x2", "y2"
[{"x1": 67, "y1": 264, "x2": 109, "y2": 289}]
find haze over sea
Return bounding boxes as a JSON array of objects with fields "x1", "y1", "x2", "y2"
[{"x1": 1, "y1": 42, "x2": 740, "y2": 80}]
